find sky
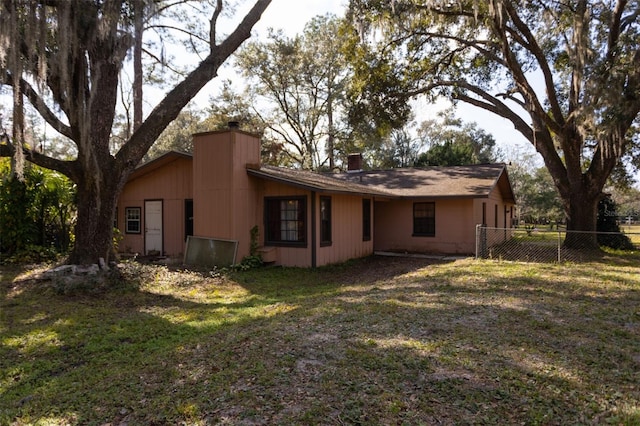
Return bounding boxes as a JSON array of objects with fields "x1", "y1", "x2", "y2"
[{"x1": 255, "y1": 0, "x2": 348, "y2": 35}]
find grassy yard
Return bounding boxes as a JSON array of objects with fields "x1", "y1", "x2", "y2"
[
  {"x1": 1, "y1": 254, "x2": 640, "y2": 425},
  {"x1": 621, "y1": 225, "x2": 640, "y2": 246}
]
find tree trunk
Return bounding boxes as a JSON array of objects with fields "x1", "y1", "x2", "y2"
[
  {"x1": 67, "y1": 169, "x2": 124, "y2": 266},
  {"x1": 563, "y1": 189, "x2": 600, "y2": 250},
  {"x1": 327, "y1": 90, "x2": 335, "y2": 171},
  {"x1": 133, "y1": 0, "x2": 144, "y2": 132}
]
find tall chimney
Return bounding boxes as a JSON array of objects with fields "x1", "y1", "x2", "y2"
[{"x1": 347, "y1": 153, "x2": 363, "y2": 173}]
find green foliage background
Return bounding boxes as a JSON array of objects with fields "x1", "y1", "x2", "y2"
[{"x1": 0, "y1": 160, "x2": 76, "y2": 262}]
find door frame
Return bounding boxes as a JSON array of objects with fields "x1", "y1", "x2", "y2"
[{"x1": 144, "y1": 199, "x2": 163, "y2": 255}]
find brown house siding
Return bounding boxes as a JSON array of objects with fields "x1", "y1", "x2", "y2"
[
  {"x1": 256, "y1": 180, "x2": 374, "y2": 267},
  {"x1": 316, "y1": 193, "x2": 374, "y2": 266},
  {"x1": 192, "y1": 130, "x2": 261, "y2": 262},
  {"x1": 117, "y1": 156, "x2": 193, "y2": 256},
  {"x1": 478, "y1": 185, "x2": 515, "y2": 247},
  {"x1": 374, "y1": 198, "x2": 477, "y2": 255}
]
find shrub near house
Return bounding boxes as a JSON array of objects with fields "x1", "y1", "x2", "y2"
[{"x1": 0, "y1": 162, "x2": 75, "y2": 262}]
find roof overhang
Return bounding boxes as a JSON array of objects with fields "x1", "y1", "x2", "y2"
[
  {"x1": 127, "y1": 151, "x2": 192, "y2": 182},
  {"x1": 246, "y1": 166, "x2": 395, "y2": 199}
]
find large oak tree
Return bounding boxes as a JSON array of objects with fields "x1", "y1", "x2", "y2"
[
  {"x1": 347, "y1": 0, "x2": 640, "y2": 246},
  {"x1": 0, "y1": 0, "x2": 271, "y2": 265},
  {"x1": 235, "y1": 15, "x2": 352, "y2": 171}
]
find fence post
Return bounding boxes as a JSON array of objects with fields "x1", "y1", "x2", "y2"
[
  {"x1": 476, "y1": 224, "x2": 487, "y2": 259},
  {"x1": 557, "y1": 229, "x2": 562, "y2": 262}
]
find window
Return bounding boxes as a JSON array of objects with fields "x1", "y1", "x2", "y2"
[
  {"x1": 482, "y1": 202, "x2": 487, "y2": 225},
  {"x1": 413, "y1": 202, "x2": 435, "y2": 237},
  {"x1": 125, "y1": 207, "x2": 141, "y2": 234},
  {"x1": 494, "y1": 204, "x2": 498, "y2": 227},
  {"x1": 265, "y1": 197, "x2": 306, "y2": 245},
  {"x1": 320, "y1": 197, "x2": 332, "y2": 246},
  {"x1": 362, "y1": 199, "x2": 371, "y2": 241}
]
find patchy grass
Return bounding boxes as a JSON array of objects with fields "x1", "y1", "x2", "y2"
[
  {"x1": 621, "y1": 225, "x2": 640, "y2": 246},
  {"x1": 2, "y1": 254, "x2": 640, "y2": 425}
]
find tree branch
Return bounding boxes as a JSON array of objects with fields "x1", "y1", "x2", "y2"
[
  {"x1": 411, "y1": 30, "x2": 507, "y2": 68},
  {"x1": 498, "y1": 1, "x2": 565, "y2": 129},
  {"x1": 607, "y1": 0, "x2": 626, "y2": 60},
  {"x1": 0, "y1": 136, "x2": 79, "y2": 181},
  {"x1": 2, "y1": 72, "x2": 73, "y2": 139},
  {"x1": 141, "y1": 47, "x2": 186, "y2": 75},
  {"x1": 210, "y1": 0, "x2": 223, "y2": 47},
  {"x1": 117, "y1": 0, "x2": 272, "y2": 172},
  {"x1": 147, "y1": 23, "x2": 210, "y2": 45}
]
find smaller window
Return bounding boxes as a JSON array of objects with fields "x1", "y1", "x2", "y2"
[
  {"x1": 494, "y1": 204, "x2": 498, "y2": 228},
  {"x1": 362, "y1": 199, "x2": 371, "y2": 241},
  {"x1": 320, "y1": 196, "x2": 332, "y2": 246},
  {"x1": 125, "y1": 207, "x2": 141, "y2": 234},
  {"x1": 413, "y1": 202, "x2": 435, "y2": 237}
]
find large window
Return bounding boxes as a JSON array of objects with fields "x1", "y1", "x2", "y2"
[
  {"x1": 125, "y1": 207, "x2": 141, "y2": 234},
  {"x1": 413, "y1": 202, "x2": 435, "y2": 237},
  {"x1": 265, "y1": 197, "x2": 306, "y2": 245},
  {"x1": 320, "y1": 196, "x2": 332, "y2": 246},
  {"x1": 362, "y1": 199, "x2": 371, "y2": 241}
]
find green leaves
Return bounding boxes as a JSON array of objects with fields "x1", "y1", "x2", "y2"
[
  {"x1": 346, "y1": 0, "x2": 640, "y2": 232},
  {"x1": 0, "y1": 163, "x2": 75, "y2": 259}
]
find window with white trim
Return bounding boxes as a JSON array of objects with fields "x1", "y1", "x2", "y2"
[{"x1": 125, "y1": 207, "x2": 141, "y2": 234}]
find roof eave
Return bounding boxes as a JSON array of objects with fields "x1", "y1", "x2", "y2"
[
  {"x1": 127, "y1": 151, "x2": 193, "y2": 182},
  {"x1": 247, "y1": 168, "x2": 394, "y2": 198}
]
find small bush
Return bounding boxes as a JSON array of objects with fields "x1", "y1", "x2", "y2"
[
  {"x1": 1, "y1": 244, "x2": 60, "y2": 265},
  {"x1": 233, "y1": 255, "x2": 263, "y2": 271},
  {"x1": 597, "y1": 196, "x2": 634, "y2": 250}
]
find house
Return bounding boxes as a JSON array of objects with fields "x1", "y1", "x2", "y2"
[{"x1": 116, "y1": 125, "x2": 516, "y2": 267}]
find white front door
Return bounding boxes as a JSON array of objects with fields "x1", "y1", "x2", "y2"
[{"x1": 145, "y1": 200, "x2": 163, "y2": 255}]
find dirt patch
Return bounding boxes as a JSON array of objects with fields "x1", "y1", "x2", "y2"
[{"x1": 321, "y1": 254, "x2": 451, "y2": 285}]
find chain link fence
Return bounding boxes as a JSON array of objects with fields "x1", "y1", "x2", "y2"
[{"x1": 475, "y1": 225, "x2": 640, "y2": 263}]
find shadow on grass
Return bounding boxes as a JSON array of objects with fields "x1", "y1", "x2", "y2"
[
  {"x1": 0, "y1": 264, "x2": 306, "y2": 424},
  {"x1": 1, "y1": 255, "x2": 640, "y2": 424}
]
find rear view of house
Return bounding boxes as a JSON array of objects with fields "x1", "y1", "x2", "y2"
[{"x1": 116, "y1": 126, "x2": 516, "y2": 267}]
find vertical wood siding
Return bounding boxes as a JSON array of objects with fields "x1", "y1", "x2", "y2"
[
  {"x1": 374, "y1": 198, "x2": 476, "y2": 255},
  {"x1": 257, "y1": 183, "x2": 374, "y2": 267},
  {"x1": 315, "y1": 193, "x2": 374, "y2": 266},
  {"x1": 192, "y1": 130, "x2": 261, "y2": 262},
  {"x1": 117, "y1": 156, "x2": 193, "y2": 256}
]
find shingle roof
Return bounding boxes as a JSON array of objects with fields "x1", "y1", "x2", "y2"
[
  {"x1": 332, "y1": 164, "x2": 515, "y2": 201},
  {"x1": 248, "y1": 163, "x2": 515, "y2": 203},
  {"x1": 246, "y1": 165, "x2": 395, "y2": 197}
]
